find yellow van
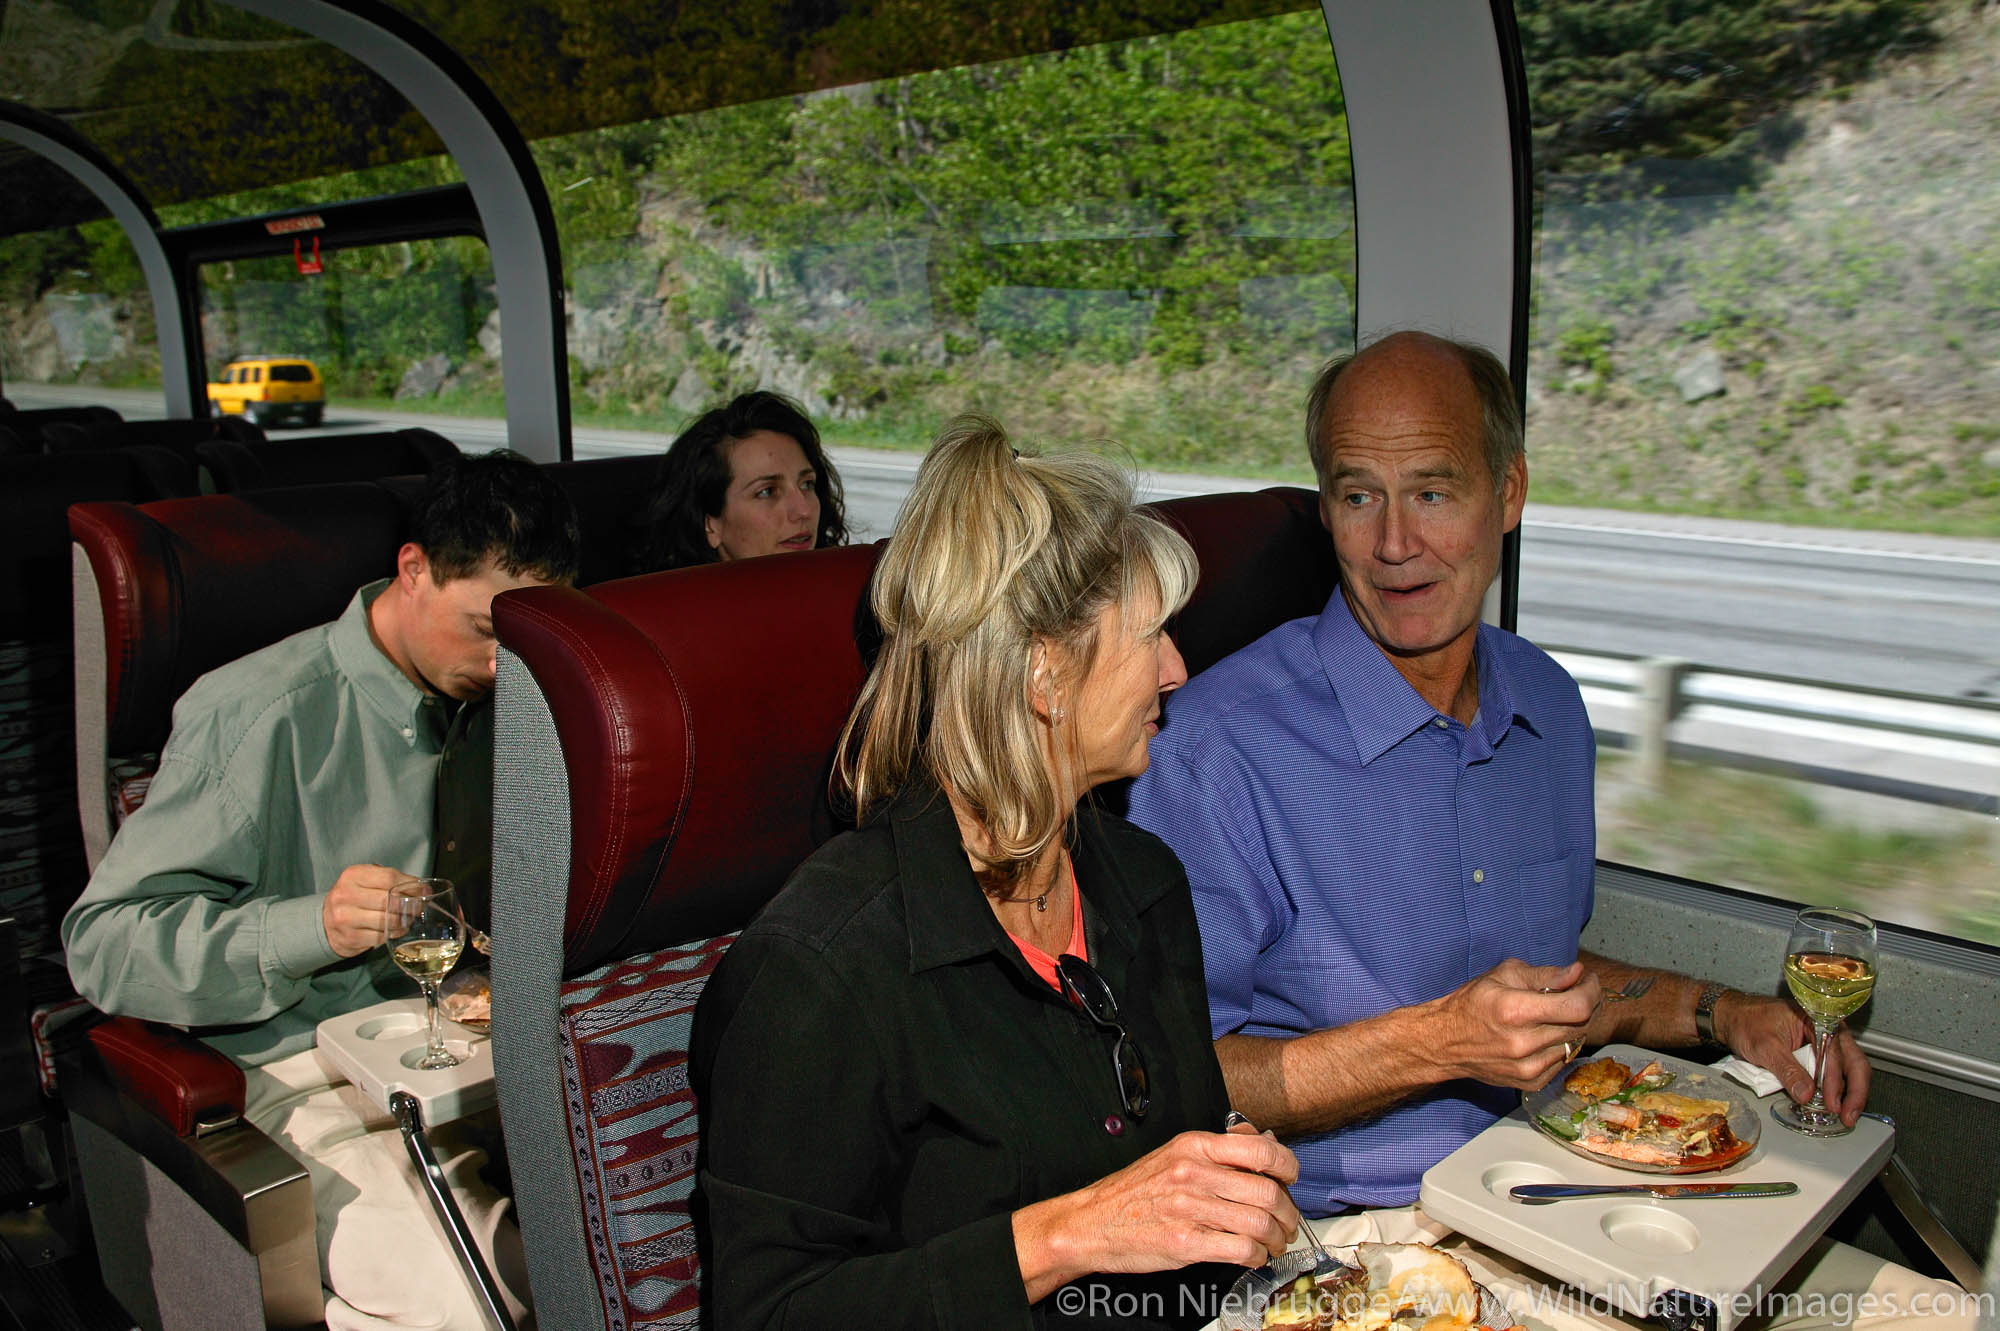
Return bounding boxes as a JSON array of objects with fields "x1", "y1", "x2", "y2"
[{"x1": 206, "y1": 357, "x2": 325, "y2": 427}]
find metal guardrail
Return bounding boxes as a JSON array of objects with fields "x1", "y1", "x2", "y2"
[{"x1": 1547, "y1": 650, "x2": 2000, "y2": 815}]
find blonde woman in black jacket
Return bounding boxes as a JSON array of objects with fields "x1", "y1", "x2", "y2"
[{"x1": 695, "y1": 416, "x2": 1301, "y2": 1330}]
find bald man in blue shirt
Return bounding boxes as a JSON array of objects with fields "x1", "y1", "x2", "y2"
[{"x1": 1127, "y1": 331, "x2": 1868, "y2": 1216}]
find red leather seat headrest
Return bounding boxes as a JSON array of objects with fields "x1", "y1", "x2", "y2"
[
  {"x1": 70, "y1": 483, "x2": 410, "y2": 759},
  {"x1": 1155, "y1": 487, "x2": 1336, "y2": 676},
  {"x1": 497, "y1": 543, "x2": 883, "y2": 974},
  {"x1": 495, "y1": 486, "x2": 1333, "y2": 977}
]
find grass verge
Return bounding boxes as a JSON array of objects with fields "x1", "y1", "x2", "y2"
[{"x1": 1599, "y1": 753, "x2": 2000, "y2": 947}]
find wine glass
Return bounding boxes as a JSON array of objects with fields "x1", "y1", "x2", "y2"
[
  {"x1": 386, "y1": 877, "x2": 467, "y2": 1070},
  {"x1": 1772, "y1": 906, "x2": 1877, "y2": 1137}
]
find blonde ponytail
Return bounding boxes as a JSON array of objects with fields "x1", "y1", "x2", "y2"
[{"x1": 837, "y1": 415, "x2": 1196, "y2": 890}]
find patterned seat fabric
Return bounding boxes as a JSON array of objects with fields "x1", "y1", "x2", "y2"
[
  {"x1": 556, "y1": 932, "x2": 736, "y2": 1331},
  {"x1": 0, "y1": 637, "x2": 88, "y2": 962},
  {"x1": 109, "y1": 754, "x2": 159, "y2": 830},
  {"x1": 0, "y1": 448, "x2": 194, "y2": 966}
]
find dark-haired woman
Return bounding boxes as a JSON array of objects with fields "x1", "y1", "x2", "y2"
[
  {"x1": 694, "y1": 416, "x2": 1301, "y2": 1330},
  {"x1": 630, "y1": 389, "x2": 847, "y2": 571}
]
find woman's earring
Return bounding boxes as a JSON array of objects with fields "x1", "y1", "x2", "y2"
[{"x1": 1050, "y1": 704, "x2": 1068, "y2": 724}]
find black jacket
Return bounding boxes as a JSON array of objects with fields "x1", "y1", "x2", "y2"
[{"x1": 693, "y1": 780, "x2": 1236, "y2": 1329}]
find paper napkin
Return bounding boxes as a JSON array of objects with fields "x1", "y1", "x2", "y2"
[{"x1": 1713, "y1": 1043, "x2": 1816, "y2": 1096}]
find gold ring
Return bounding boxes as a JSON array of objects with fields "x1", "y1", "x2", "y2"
[{"x1": 1562, "y1": 1039, "x2": 1579, "y2": 1062}]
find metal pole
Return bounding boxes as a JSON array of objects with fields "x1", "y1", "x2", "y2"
[
  {"x1": 1879, "y1": 1154, "x2": 1985, "y2": 1294},
  {"x1": 388, "y1": 1091, "x2": 518, "y2": 1331}
]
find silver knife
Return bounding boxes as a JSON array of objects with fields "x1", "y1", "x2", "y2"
[{"x1": 1511, "y1": 1182, "x2": 1798, "y2": 1204}]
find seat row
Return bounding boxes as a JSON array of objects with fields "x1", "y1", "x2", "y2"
[
  {"x1": 55, "y1": 470, "x2": 1338, "y2": 1327},
  {"x1": 0, "y1": 456, "x2": 663, "y2": 1327},
  {"x1": 2, "y1": 409, "x2": 460, "y2": 491},
  {"x1": 0, "y1": 403, "x2": 127, "y2": 455},
  {"x1": 0, "y1": 430, "x2": 590, "y2": 969}
]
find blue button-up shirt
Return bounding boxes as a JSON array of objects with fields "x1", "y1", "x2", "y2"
[{"x1": 1128, "y1": 589, "x2": 1595, "y2": 1212}]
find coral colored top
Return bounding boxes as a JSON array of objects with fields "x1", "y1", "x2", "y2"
[{"x1": 1004, "y1": 859, "x2": 1087, "y2": 990}]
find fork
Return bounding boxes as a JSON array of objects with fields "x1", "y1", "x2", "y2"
[
  {"x1": 1292, "y1": 1217, "x2": 1348, "y2": 1282},
  {"x1": 1588, "y1": 975, "x2": 1653, "y2": 1027},
  {"x1": 1226, "y1": 1112, "x2": 1348, "y2": 1280},
  {"x1": 1604, "y1": 976, "x2": 1655, "y2": 1003}
]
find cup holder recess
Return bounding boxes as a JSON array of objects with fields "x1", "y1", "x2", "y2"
[
  {"x1": 1600, "y1": 1205, "x2": 1701, "y2": 1255},
  {"x1": 398, "y1": 1040, "x2": 478, "y2": 1070},
  {"x1": 355, "y1": 1014, "x2": 424, "y2": 1041},
  {"x1": 1482, "y1": 1161, "x2": 1565, "y2": 1199}
]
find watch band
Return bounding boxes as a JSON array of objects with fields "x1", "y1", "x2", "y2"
[{"x1": 1694, "y1": 981, "x2": 1731, "y2": 1046}]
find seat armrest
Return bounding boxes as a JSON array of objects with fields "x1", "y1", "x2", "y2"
[
  {"x1": 87, "y1": 1016, "x2": 246, "y2": 1136},
  {"x1": 65, "y1": 1025, "x2": 321, "y2": 1326}
]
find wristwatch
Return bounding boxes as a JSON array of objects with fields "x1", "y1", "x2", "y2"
[{"x1": 1693, "y1": 981, "x2": 1731, "y2": 1046}]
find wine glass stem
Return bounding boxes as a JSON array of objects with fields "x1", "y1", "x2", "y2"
[
  {"x1": 424, "y1": 982, "x2": 445, "y2": 1061},
  {"x1": 1806, "y1": 1018, "x2": 1837, "y2": 1112}
]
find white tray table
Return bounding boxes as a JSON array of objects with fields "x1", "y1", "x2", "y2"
[
  {"x1": 315, "y1": 995, "x2": 495, "y2": 1123},
  {"x1": 316, "y1": 995, "x2": 514, "y2": 1331},
  {"x1": 1419, "y1": 1045, "x2": 1894, "y2": 1331}
]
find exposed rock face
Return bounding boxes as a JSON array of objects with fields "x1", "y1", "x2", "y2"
[
  {"x1": 46, "y1": 293, "x2": 118, "y2": 369},
  {"x1": 727, "y1": 326, "x2": 833, "y2": 417},
  {"x1": 8, "y1": 312, "x2": 68, "y2": 382},
  {"x1": 2, "y1": 291, "x2": 136, "y2": 382},
  {"x1": 569, "y1": 296, "x2": 665, "y2": 373},
  {"x1": 1674, "y1": 350, "x2": 1726, "y2": 403},
  {"x1": 477, "y1": 309, "x2": 503, "y2": 361},
  {"x1": 666, "y1": 364, "x2": 713, "y2": 414},
  {"x1": 396, "y1": 352, "x2": 452, "y2": 400}
]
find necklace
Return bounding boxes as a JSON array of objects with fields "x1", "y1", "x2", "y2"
[{"x1": 1021, "y1": 850, "x2": 1069, "y2": 912}]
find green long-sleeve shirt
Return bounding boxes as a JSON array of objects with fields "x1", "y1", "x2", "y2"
[{"x1": 63, "y1": 581, "x2": 484, "y2": 1067}]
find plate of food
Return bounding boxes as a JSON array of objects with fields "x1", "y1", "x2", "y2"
[
  {"x1": 1221, "y1": 1241, "x2": 1520, "y2": 1331},
  {"x1": 1525, "y1": 1048, "x2": 1758, "y2": 1174},
  {"x1": 437, "y1": 966, "x2": 490, "y2": 1033}
]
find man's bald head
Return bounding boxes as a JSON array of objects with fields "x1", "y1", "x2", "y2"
[{"x1": 1304, "y1": 331, "x2": 1522, "y2": 498}]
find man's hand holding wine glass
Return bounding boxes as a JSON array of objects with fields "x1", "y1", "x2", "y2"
[
  {"x1": 322, "y1": 864, "x2": 425, "y2": 957},
  {"x1": 385, "y1": 877, "x2": 467, "y2": 1070},
  {"x1": 1774, "y1": 907, "x2": 1878, "y2": 1138}
]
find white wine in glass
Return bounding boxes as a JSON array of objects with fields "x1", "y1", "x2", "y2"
[
  {"x1": 386, "y1": 877, "x2": 467, "y2": 1070},
  {"x1": 391, "y1": 937, "x2": 463, "y2": 985},
  {"x1": 1784, "y1": 951, "x2": 1876, "y2": 1021},
  {"x1": 1773, "y1": 907, "x2": 1877, "y2": 1137}
]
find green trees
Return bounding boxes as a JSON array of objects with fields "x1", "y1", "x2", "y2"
[
  {"x1": 1519, "y1": 0, "x2": 1936, "y2": 178},
  {"x1": 564, "y1": 10, "x2": 1352, "y2": 372},
  {"x1": 515, "y1": 9, "x2": 1355, "y2": 450}
]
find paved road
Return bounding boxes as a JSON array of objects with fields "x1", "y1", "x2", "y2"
[
  {"x1": 1516, "y1": 516, "x2": 2000, "y2": 702},
  {"x1": 16, "y1": 385, "x2": 2000, "y2": 702}
]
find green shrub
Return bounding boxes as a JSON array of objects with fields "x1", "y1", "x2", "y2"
[
  {"x1": 1555, "y1": 319, "x2": 1616, "y2": 386},
  {"x1": 1786, "y1": 384, "x2": 1846, "y2": 415}
]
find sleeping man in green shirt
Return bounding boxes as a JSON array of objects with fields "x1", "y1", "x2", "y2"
[{"x1": 63, "y1": 449, "x2": 580, "y2": 1331}]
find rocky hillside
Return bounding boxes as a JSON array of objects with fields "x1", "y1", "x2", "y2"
[{"x1": 1525, "y1": 3, "x2": 2000, "y2": 532}]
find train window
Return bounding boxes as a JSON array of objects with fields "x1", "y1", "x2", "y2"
[
  {"x1": 525, "y1": 7, "x2": 1355, "y2": 474},
  {"x1": 192, "y1": 232, "x2": 496, "y2": 413},
  {"x1": 1515, "y1": 4, "x2": 1999, "y2": 943}
]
